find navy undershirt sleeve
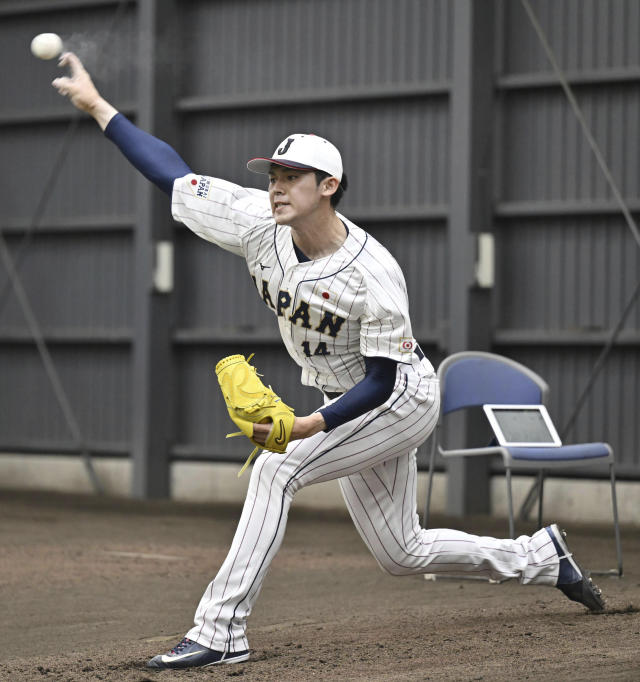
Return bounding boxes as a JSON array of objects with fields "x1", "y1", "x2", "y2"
[
  {"x1": 104, "y1": 113, "x2": 192, "y2": 196},
  {"x1": 319, "y1": 356, "x2": 398, "y2": 431}
]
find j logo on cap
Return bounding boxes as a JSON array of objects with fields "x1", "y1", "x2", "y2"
[{"x1": 277, "y1": 138, "x2": 295, "y2": 155}]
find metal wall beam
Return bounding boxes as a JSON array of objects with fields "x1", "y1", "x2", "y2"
[
  {"x1": 445, "y1": 0, "x2": 495, "y2": 517},
  {"x1": 0, "y1": 0, "x2": 134, "y2": 16},
  {"x1": 177, "y1": 83, "x2": 449, "y2": 112},
  {"x1": 0, "y1": 330, "x2": 130, "y2": 344},
  {"x1": 496, "y1": 199, "x2": 640, "y2": 217},
  {"x1": 130, "y1": 0, "x2": 177, "y2": 498},
  {"x1": 494, "y1": 330, "x2": 640, "y2": 346},
  {"x1": 497, "y1": 67, "x2": 640, "y2": 90},
  {"x1": 0, "y1": 105, "x2": 136, "y2": 127},
  {"x1": 0, "y1": 217, "x2": 134, "y2": 234}
]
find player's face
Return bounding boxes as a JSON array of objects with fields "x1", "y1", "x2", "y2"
[{"x1": 268, "y1": 166, "x2": 323, "y2": 225}]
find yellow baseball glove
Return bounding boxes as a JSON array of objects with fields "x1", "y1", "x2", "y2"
[{"x1": 216, "y1": 354, "x2": 296, "y2": 477}]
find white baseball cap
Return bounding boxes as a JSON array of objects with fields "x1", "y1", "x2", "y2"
[{"x1": 247, "y1": 133, "x2": 343, "y2": 181}]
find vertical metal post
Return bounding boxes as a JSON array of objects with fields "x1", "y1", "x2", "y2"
[
  {"x1": 506, "y1": 468, "x2": 515, "y2": 539},
  {"x1": 445, "y1": 0, "x2": 495, "y2": 516},
  {"x1": 609, "y1": 464, "x2": 623, "y2": 577},
  {"x1": 131, "y1": 0, "x2": 177, "y2": 498}
]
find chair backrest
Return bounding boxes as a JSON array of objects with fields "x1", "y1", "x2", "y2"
[{"x1": 438, "y1": 351, "x2": 548, "y2": 416}]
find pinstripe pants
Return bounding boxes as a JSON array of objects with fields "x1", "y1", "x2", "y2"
[{"x1": 186, "y1": 361, "x2": 559, "y2": 652}]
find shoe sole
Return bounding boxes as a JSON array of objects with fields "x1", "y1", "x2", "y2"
[
  {"x1": 147, "y1": 651, "x2": 250, "y2": 669},
  {"x1": 203, "y1": 652, "x2": 250, "y2": 667},
  {"x1": 549, "y1": 523, "x2": 605, "y2": 612},
  {"x1": 559, "y1": 575, "x2": 605, "y2": 612}
]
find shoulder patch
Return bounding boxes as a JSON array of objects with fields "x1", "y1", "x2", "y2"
[
  {"x1": 187, "y1": 175, "x2": 211, "y2": 199},
  {"x1": 399, "y1": 338, "x2": 415, "y2": 353}
]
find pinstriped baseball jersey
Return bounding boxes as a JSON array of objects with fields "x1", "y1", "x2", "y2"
[
  {"x1": 169, "y1": 171, "x2": 564, "y2": 659},
  {"x1": 172, "y1": 174, "x2": 433, "y2": 394}
]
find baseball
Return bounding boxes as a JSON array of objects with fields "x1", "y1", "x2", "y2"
[{"x1": 30, "y1": 33, "x2": 64, "y2": 60}]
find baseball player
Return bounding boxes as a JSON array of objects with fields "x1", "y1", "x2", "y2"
[{"x1": 53, "y1": 53, "x2": 605, "y2": 670}]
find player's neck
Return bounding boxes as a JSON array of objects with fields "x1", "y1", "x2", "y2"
[{"x1": 290, "y1": 211, "x2": 346, "y2": 260}]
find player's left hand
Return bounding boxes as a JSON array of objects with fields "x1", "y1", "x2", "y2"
[{"x1": 253, "y1": 413, "x2": 326, "y2": 445}]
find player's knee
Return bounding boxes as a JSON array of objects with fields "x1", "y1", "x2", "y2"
[
  {"x1": 374, "y1": 556, "x2": 411, "y2": 577},
  {"x1": 378, "y1": 562, "x2": 398, "y2": 576},
  {"x1": 373, "y1": 551, "x2": 424, "y2": 577}
]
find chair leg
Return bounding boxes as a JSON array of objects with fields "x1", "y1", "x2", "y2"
[
  {"x1": 537, "y1": 470, "x2": 545, "y2": 529},
  {"x1": 506, "y1": 468, "x2": 515, "y2": 539},
  {"x1": 610, "y1": 463, "x2": 623, "y2": 577},
  {"x1": 424, "y1": 431, "x2": 438, "y2": 528}
]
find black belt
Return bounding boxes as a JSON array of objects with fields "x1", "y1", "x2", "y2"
[{"x1": 323, "y1": 345, "x2": 424, "y2": 401}]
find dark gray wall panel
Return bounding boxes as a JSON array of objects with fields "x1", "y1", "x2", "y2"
[
  {"x1": 181, "y1": 99, "x2": 450, "y2": 213},
  {"x1": 181, "y1": 0, "x2": 452, "y2": 98},
  {"x1": 1, "y1": 121, "x2": 136, "y2": 224},
  {"x1": 174, "y1": 229, "x2": 274, "y2": 334},
  {"x1": 503, "y1": 0, "x2": 640, "y2": 74},
  {"x1": 0, "y1": 232, "x2": 133, "y2": 333},
  {"x1": 500, "y1": 86, "x2": 640, "y2": 202},
  {"x1": 2, "y1": 0, "x2": 639, "y2": 487},
  {"x1": 496, "y1": 217, "x2": 640, "y2": 332},
  {"x1": 364, "y1": 223, "x2": 447, "y2": 342},
  {"x1": 0, "y1": 345, "x2": 131, "y2": 447},
  {"x1": 494, "y1": 0, "x2": 640, "y2": 482}
]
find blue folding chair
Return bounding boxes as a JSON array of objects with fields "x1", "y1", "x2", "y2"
[{"x1": 424, "y1": 351, "x2": 622, "y2": 577}]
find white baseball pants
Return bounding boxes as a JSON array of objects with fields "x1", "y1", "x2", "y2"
[{"x1": 186, "y1": 361, "x2": 559, "y2": 652}]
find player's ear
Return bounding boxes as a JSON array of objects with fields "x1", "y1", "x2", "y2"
[{"x1": 320, "y1": 176, "x2": 340, "y2": 198}]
